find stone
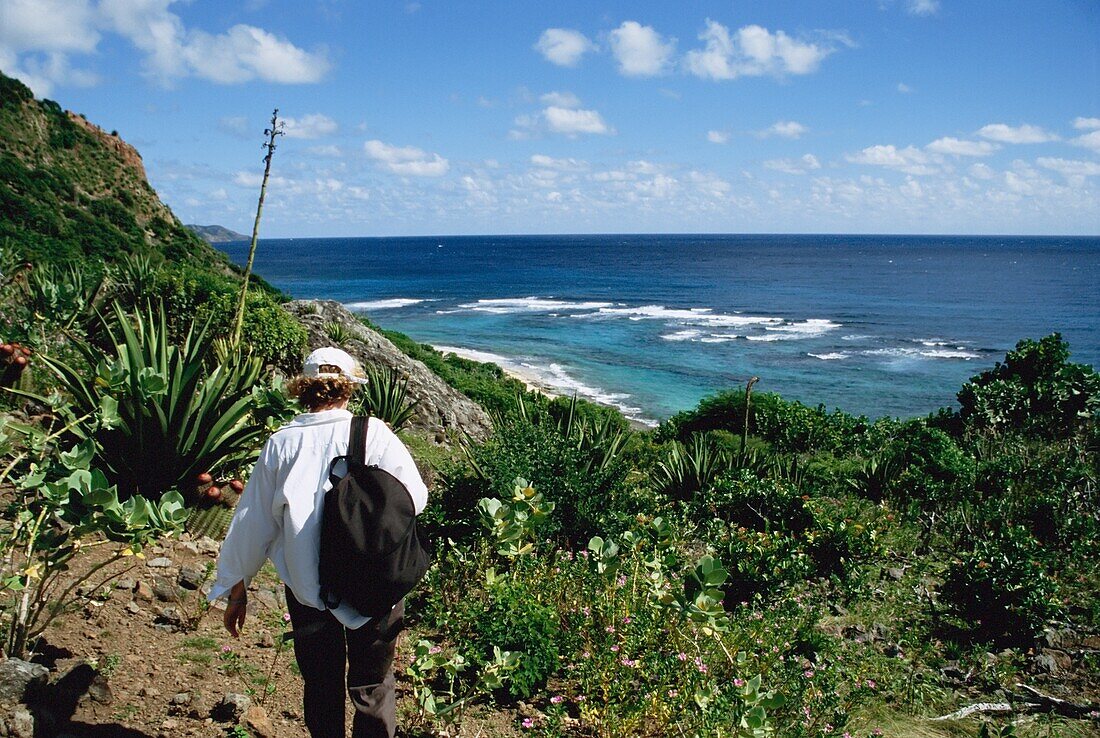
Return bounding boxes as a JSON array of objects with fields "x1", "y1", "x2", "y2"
[
  {"x1": 887, "y1": 567, "x2": 905, "y2": 581},
  {"x1": 178, "y1": 541, "x2": 201, "y2": 555},
  {"x1": 212, "y1": 693, "x2": 252, "y2": 722},
  {"x1": 178, "y1": 567, "x2": 207, "y2": 591},
  {"x1": 285, "y1": 300, "x2": 494, "y2": 443},
  {"x1": 258, "y1": 632, "x2": 275, "y2": 648},
  {"x1": 171, "y1": 692, "x2": 191, "y2": 706},
  {"x1": 139, "y1": 686, "x2": 160, "y2": 698},
  {"x1": 0, "y1": 659, "x2": 49, "y2": 705},
  {"x1": 115, "y1": 578, "x2": 136, "y2": 590},
  {"x1": 1034, "y1": 653, "x2": 1060, "y2": 674},
  {"x1": 125, "y1": 601, "x2": 141, "y2": 614},
  {"x1": 86, "y1": 674, "x2": 112, "y2": 704},
  {"x1": 252, "y1": 588, "x2": 281, "y2": 612},
  {"x1": 7, "y1": 707, "x2": 33, "y2": 738},
  {"x1": 243, "y1": 705, "x2": 276, "y2": 738},
  {"x1": 156, "y1": 606, "x2": 182, "y2": 626},
  {"x1": 134, "y1": 581, "x2": 154, "y2": 602},
  {"x1": 195, "y1": 537, "x2": 220, "y2": 556},
  {"x1": 153, "y1": 579, "x2": 178, "y2": 602},
  {"x1": 146, "y1": 557, "x2": 172, "y2": 568}
]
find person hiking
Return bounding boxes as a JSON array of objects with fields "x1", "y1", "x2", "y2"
[{"x1": 210, "y1": 346, "x2": 429, "y2": 738}]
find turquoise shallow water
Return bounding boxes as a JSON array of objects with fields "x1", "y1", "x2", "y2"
[{"x1": 222, "y1": 234, "x2": 1100, "y2": 425}]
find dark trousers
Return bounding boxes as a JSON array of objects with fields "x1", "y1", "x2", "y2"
[{"x1": 285, "y1": 587, "x2": 404, "y2": 738}]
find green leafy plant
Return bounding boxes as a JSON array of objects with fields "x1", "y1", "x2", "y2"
[
  {"x1": 473, "y1": 578, "x2": 559, "y2": 700},
  {"x1": 324, "y1": 321, "x2": 353, "y2": 345},
  {"x1": 653, "y1": 433, "x2": 731, "y2": 501},
  {"x1": 33, "y1": 302, "x2": 279, "y2": 499},
  {"x1": 406, "y1": 639, "x2": 519, "y2": 730},
  {"x1": 0, "y1": 420, "x2": 187, "y2": 657},
  {"x1": 477, "y1": 477, "x2": 556, "y2": 558},
  {"x1": 353, "y1": 365, "x2": 416, "y2": 431}
]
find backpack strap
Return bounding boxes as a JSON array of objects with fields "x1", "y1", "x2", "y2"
[
  {"x1": 350, "y1": 416, "x2": 369, "y2": 466},
  {"x1": 327, "y1": 416, "x2": 371, "y2": 488}
]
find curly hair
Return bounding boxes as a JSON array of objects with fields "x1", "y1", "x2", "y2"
[{"x1": 287, "y1": 374, "x2": 356, "y2": 411}]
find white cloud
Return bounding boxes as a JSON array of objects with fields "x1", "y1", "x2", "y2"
[
  {"x1": 1071, "y1": 129, "x2": 1100, "y2": 154},
  {"x1": 0, "y1": 0, "x2": 99, "y2": 54},
  {"x1": 530, "y1": 154, "x2": 588, "y2": 171},
  {"x1": 1072, "y1": 117, "x2": 1100, "y2": 130},
  {"x1": 1036, "y1": 157, "x2": 1100, "y2": 177},
  {"x1": 609, "y1": 21, "x2": 675, "y2": 77},
  {"x1": 684, "y1": 20, "x2": 843, "y2": 80},
  {"x1": 308, "y1": 144, "x2": 343, "y2": 157},
  {"x1": 534, "y1": 28, "x2": 595, "y2": 67},
  {"x1": 282, "y1": 113, "x2": 338, "y2": 139},
  {"x1": 219, "y1": 115, "x2": 250, "y2": 137},
  {"x1": 364, "y1": 139, "x2": 449, "y2": 177},
  {"x1": 907, "y1": 0, "x2": 940, "y2": 16},
  {"x1": 98, "y1": 0, "x2": 328, "y2": 85},
  {"x1": 897, "y1": 82, "x2": 912, "y2": 93},
  {"x1": 978, "y1": 123, "x2": 1058, "y2": 144},
  {"x1": 540, "y1": 91, "x2": 581, "y2": 108},
  {"x1": 544, "y1": 106, "x2": 613, "y2": 136},
  {"x1": 764, "y1": 154, "x2": 821, "y2": 175},
  {"x1": 926, "y1": 137, "x2": 998, "y2": 156},
  {"x1": 968, "y1": 163, "x2": 996, "y2": 180},
  {"x1": 707, "y1": 130, "x2": 729, "y2": 144},
  {"x1": 760, "y1": 120, "x2": 808, "y2": 139},
  {"x1": 848, "y1": 144, "x2": 938, "y2": 175}
]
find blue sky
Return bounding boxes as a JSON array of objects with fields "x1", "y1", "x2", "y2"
[{"x1": 2, "y1": 0, "x2": 1098, "y2": 236}]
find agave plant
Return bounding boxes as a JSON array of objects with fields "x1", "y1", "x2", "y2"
[
  {"x1": 33, "y1": 301, "x2": 275, "y2": 500},
  {"x1": 652, "y1": 433, "x2": 732, "y2": 501},
  {"x1": 325, "y1": 321, "x2": 353, "y2": 345},
  {"x1": 354, "y1": 365, "x2": 417, "y2": 431},
  {"x1": 24, "y1": 262, "x2": 108, "y2": 335}
]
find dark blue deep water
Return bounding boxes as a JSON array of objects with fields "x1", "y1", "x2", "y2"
[{"x1": 222, "y1": 234, "x2": 1100, "y2": 425}]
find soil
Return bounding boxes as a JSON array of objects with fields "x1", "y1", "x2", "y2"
[{"x1": 4, "y1": 534, "x2": 522, "y2": 738}]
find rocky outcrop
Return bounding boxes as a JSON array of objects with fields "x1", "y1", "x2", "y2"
[{"x1": 284, "y1": 300, "x2": 493, "y2": 443}]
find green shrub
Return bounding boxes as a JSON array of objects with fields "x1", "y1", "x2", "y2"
[
  {"x1": 940, "y1": 526, "x2": 1057, "y2": 644},
  {"x1": 958, "y1": 334, "x2": 1100, "y2": 439},
  {"x1": 885, "y1": 421, "x2": 976, "y2": 517},
  {"x1": 473, "y1": 579, "x2": 560, "y2": 701},
  {"x1": 458, "y1": 409, "x2": 636, "y2": 543},
  {"x1": 351, "y1": 365, "x2": 416, "y2": 431},
  {"x1": 703, "y1": 470, "x2": 811, "y2": 533},
  {"x1": 34, "y1": 302, "x2": 287, "y2": 499}
]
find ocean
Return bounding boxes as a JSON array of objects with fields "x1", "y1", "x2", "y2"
[{"x1": 221, "y1": 234, "x2": 1100, "y2": 426}]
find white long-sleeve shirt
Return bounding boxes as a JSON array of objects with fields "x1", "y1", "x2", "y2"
[{"x1": 209, "y1": 408, "x2": 429, "y2": 628}]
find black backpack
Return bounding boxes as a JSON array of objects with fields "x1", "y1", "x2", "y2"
[{"x1": 318, "y1": 416, "x2": 430, "y2": 618}]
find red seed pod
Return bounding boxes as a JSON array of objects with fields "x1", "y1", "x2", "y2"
[
  {"x1": 14, "y1": 356, "x2": 27, "y2": 367},
  {"x1": 229, "y1": 479, "x2": 244, "y2": 493},
  {"x1": 0, "y1": 344, "x2": 12, "y2": 355},
  {"x1": 197, "y1": 472, "x2": 213, "y2": 484},
  {"x1": 205, "y1": 486, "x2": 222, "y2": 501},
  {"x1": 20, "y1": 346, "x2": 31, "y2": 356}
]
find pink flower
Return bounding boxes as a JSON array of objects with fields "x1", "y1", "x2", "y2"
[
  {"x1": 221, "y1": 645, "x2": 232, "y2": 654},
  {"x1": 605, "y1": 625, "x2": 615, "y2": 633},
  {"x1": 575, "y1": 695, "x2": 586, "y2": 703},
  {"x1": 610, "y1": 645, "x2": 619, "y2": 652},
  {"x1": 522, "y1": 717, "x2": 534, "y2": 729},
  {"x1": 865, "y1": 679, "x2": 877, "y2": 689},
  {"x1": 429, "y1": 646, "x2": 443, "y2": 655},
  {"x1": 550, "y1": 695, "x2": 564, "y2": 704},
  {"x1": 734, "y1": 678, "x2": 745, "y2": 687},
  {"x1": 282, "y1": 612, "x2": 292, "y2": 622},
  {"x1": 677, "y1": 652, "x2": 688, "y2": 661},
  {"x1": 622, "y1": 616, "x2": 632, "y2": 624}
]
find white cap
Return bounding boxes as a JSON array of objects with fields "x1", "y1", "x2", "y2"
[{"x1": 302, "y1": 346, "x2": 369, "y2": 384}]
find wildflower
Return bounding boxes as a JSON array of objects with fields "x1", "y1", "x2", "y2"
[
  {"x1": 576, "y1": 695, "x2": 586, "y2": 703},
  {"x1": 550, "y1": 695, "x2": 564, "y2": 704},
  {"x1": 803, "y1": 669, "x2": 815, "y2": 678},
  {"x1": 667, "y1": 689, "x2": 678, "y2": 698},
  {"x1": 429, "y1": 645, "x2": 443, "y2": 655},
  {"x1": 865, "y1": 679, "x2": 876, "y2": 689},
  {"x1": 282, "y1": 612, "x2": 292, "y2": 622},
  {"x1": 582, "y1": 651, "x2": 590, "y2": 659},
  {"x1": 616, "y1": 575, "x2": 627, "y2": 587},
  {"x1": 734, "y1": 678, "x2": 746, "y2": 688},
  {"x1": 622, "y1": 616, "x2": 632, "y2": 624},
  {"x1": 583, "y1": 607, "x2": 591, "y2": 616},
  {"x1": 677, "y1": 652, "x2": 688, "y2": 661},
  {"x1": 872, "y1": 730, "x2": 884, "y2": 736},
  {"x1": 522, "y1": 718, "x2": 534, "y2": 729},
  {"x1": 605, "y1": 625, "x2": 615, "y2": 633},
  {"x1": 610, "y1": 645, "x2": 620, "y2": 652},
  {"x1": 221, "y1": 645, "x2": 232, "y2": 654}
]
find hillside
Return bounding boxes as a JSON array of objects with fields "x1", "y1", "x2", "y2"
[
  {"x1": 187, "y1": 225, "x2": 248, "y2": 244},
  {"x1": 0, "y1": 71, "x2": 222, "y2": 267}
]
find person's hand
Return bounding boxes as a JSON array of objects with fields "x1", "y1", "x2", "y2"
[{"x1": 224, "y1": 582, "x2": 247, "y2": 637}]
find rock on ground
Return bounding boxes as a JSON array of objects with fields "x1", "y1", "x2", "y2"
[{"x1": 284, "y1": 300, "x2": 493, "y2": 443}]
